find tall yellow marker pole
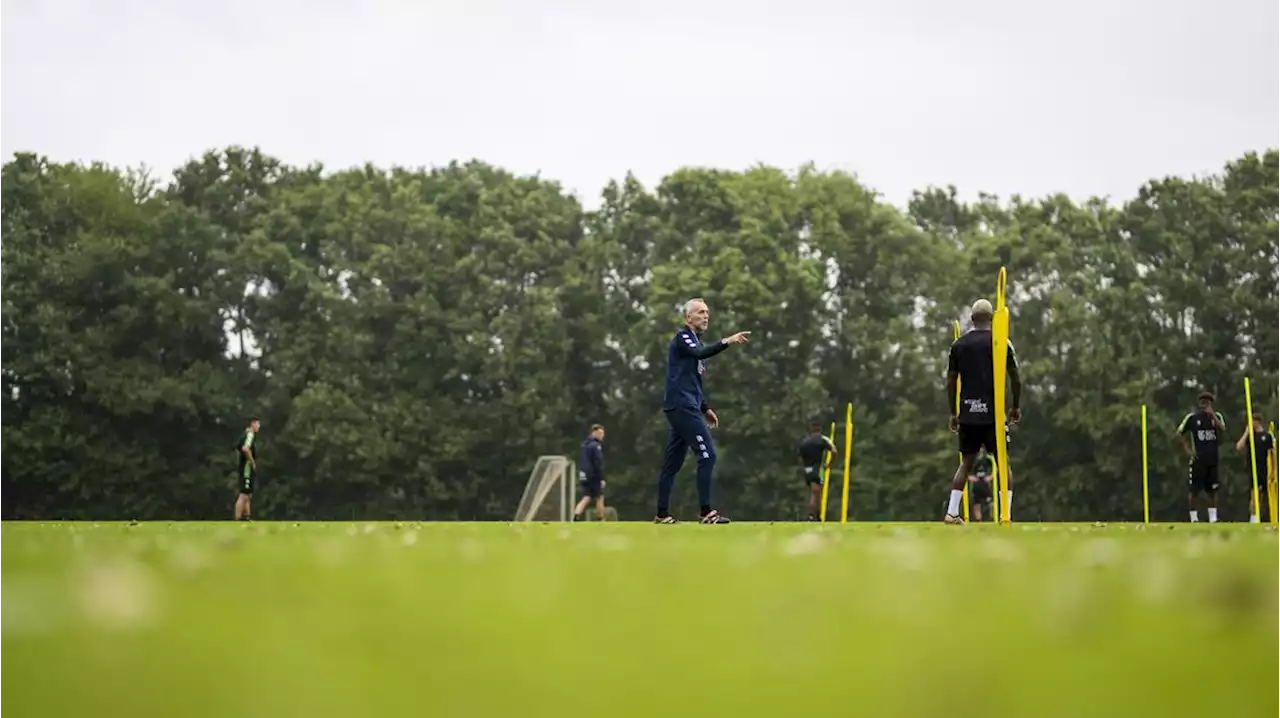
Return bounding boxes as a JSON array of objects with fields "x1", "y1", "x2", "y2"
[
  {"x1": 954, "y1": 320, "x2": 969, "y2": 522},
  {"x1": 1141, "y1": 404, "x2": 1150, "y2": 524},
  {"x1": 991, "y1": 267, "x2": 1012, "y2": 525},
  {"x1": 991, "y1": 456, "x2": 1002, "y2": 524},
  {"x1": 840, "y1": 402, "x2": 853, "y2": 523},
  {"x1": 1244, "y1": 377, "x2": 1262, "y2": 525},
  {"x1": 1269, "y1": 421, "x2": 1278, "y2": 525},
  {"x1": 819, "y1": 421, "x2": 835, "y2": 522}
]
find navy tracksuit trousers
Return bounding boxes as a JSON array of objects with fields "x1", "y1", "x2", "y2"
[{"x1": 656, "y1": 407, "x2": 716, "y2": 516}]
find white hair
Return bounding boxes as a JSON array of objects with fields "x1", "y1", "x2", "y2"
[{"x1": 681, "y1": 298, "x2": 706, "y2": 319}]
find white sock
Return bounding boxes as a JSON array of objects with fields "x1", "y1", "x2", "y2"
[
  {"x1": 1005, "y1": 490, "x2": 1013, "y2": 517},
  {"x1": 1208, "y1": 508, "x2": 1218, "y2": 523},
  {"x1": 1250, "y1": 514, "x2": 1259, "y2": 523},
  {"x1": 947, "y1": 490, "x2": 963, "y2": 516},
  {"x1": 1190, "y1": 511, "x2": 1199, "y2": 522}
]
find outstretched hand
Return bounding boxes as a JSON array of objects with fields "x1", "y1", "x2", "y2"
[{"x1": 725, "y1": 331, "x2": 751, "y2": 345}]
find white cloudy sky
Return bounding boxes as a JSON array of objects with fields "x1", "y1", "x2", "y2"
[{"x1": 2, "y1": 0, "x2": 1276, "y2": 208}]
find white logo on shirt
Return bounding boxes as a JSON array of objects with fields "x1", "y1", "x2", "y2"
[{"x1": 964, "y1": 399, "x2": 989, "y2": 414}]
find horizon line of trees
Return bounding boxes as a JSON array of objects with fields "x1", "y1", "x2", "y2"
[{"x1": 2, "y1": 146, "x2": 1277, "y2": 522}]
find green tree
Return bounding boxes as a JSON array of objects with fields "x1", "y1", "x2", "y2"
[
  {"x1": 3, "y1": 147, "x2": 1275, "y2": 523},
  {"x1": 2, "y1": 155, "x2": 244, "y2": 519}
]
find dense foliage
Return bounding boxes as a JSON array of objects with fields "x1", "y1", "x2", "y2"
[{"x1": 3, "y1": 148, "x2": 1276, "y2": 521}]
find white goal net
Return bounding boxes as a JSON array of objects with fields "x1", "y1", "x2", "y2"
[{"x1": 513, "y1": 455, "x2": 575, "y2": 522}]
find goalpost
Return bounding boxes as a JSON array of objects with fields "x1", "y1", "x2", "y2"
[{"x1": 513, "y1": 455, "x2": 576, "y2": 522}]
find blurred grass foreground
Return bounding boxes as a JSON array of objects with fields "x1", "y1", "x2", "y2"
[{"x1": 3, "y1": 522, "x2": 1277, "y2": 717}]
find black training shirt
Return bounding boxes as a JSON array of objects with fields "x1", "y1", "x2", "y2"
[
  {"x1": 974, "y1": 454, "x2": 996, "y2": 478},
  {"x1": 1177, "y1": 411, "x2": 1226, "y2": 465},
  {"x1": 1246, "y1": 430, "x2": 1273, "y2": 482},
  {"x1": 948, "y1": 328, "x2": 1019, "y2": 426},
  {"x1": 798, "y1": 433, "x2": 836, "y2": 468}
]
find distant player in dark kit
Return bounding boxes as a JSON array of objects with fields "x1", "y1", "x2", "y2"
[
  {"x1": 234, "y1": 417, "x2": 260, "y2": 521},
  {"x1": 798, "y1": 421, "x2": 838, "y2": 520},
  {"x1": 574, "y1": 424, "x2": 607, "y2": 521},
  {"x1": 944, "y1": 299, "x2": 1022, "y2": 525},
  {"x1": 1234, "y1": 414, "x2": 1273, "y2": 523},
  {"x1": 654, "y1": 298, "x2": 751, "y2": 524},
  {"x1": 967, "y1": 449, "x2": 996, "y2": 522},
  {"x1": 967, "y1": 427, "x2": 1014, "y2": 522},
  {"x1": 1177, "y1": 392, "x2": 1226, "y2": 523}
]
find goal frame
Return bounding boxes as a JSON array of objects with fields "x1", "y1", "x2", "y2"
[{"x1": 513, "y1": 455, "x2": 576, "y2": 522}]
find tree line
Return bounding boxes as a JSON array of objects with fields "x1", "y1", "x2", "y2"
[{"x1": 2, "y1": 147, "x2": 1276, "y2": 522}]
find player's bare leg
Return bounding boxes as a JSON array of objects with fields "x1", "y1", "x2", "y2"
[
  {"x1": 807, "y1": 483, "x2": 822, "y2": 521},
  {"x1": 573, "y1": 494, "x2": 592, "y2": 520},
  {"x1": 945, "y1": 455, "x2": 977, "y2": 524},
  {"x1": 235, "y1": 492, "x2": 252, "y2": 521},
  {"x1": 594, "y1": 495, "x2": 606, "y2": 521}
]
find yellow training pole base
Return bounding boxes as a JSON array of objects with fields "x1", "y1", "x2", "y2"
[
  {"x1": 840, "y1": 402, "x2": 853, "y2": 524},
  {"x1": 1141, "y1": 404, "x2": 1150, "y2": 524},
  {"x1": 1244, "y1": 377, "x2": 1263, "y2": 527},
  {"x1": 820, "y1": 421, "x2": 835, "y2": 522},
  {"x1": 1268, "y1": 420, "x2": 1277, "y2": 525}
]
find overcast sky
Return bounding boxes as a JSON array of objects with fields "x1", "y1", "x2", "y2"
[{"x1": 2, "y1": 0, "x2": 1276, "y2": 208}]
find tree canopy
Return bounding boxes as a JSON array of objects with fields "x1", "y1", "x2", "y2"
[{"x1": 3, "y1": 147, "x2": 1276, "y2": 522}]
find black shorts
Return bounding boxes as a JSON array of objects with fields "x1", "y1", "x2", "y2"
[
  {"x1": 958, "y1": 422, "x2": 1010, "y2": 455},
  {"x1": 579, "y1": 479, "x2": 603, "y2": 499},
  {"x1": 239, "y1": 468, "x2": 256, "y2": 495},
  {"x1": 801, "y1": 465, "x2": 823, "y2": 486},
  {"x1": 1187, "y1": 462, "x2": 1219, "y2": 494},
  {"x1": 970, "y1": 479, "x2": 993, "y2": 504}
]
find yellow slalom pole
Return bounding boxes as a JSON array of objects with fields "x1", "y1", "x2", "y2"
[
  {"x1": 1269, "y1": 421, "x2": 1277, "y2": 525},
  {"x1": 819, "y1": 421, "x2": 835, "y2": 522},
  {"x1": 988, "y1": 452, "x2": 1001, "y2": 523},
  {"x1": 992, "y1": 267, "x2": 1012, "y2": 525},
  {"x1": 840, "y1": 402, "x2": 853, "y2": 523},
  {"x1": 1244, "y1": 378, "x2": 1262, "y2": 525},
  {"x1": 1141, "y1": 404, "x2": 1150, "y2": 524},
  {"x1": 955, "y1": 320, "x2": 969, "y2": 522}
]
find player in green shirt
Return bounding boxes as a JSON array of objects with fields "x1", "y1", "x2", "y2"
[
  {"x1": 967, "y1": 450, "x2": 996, "y2": 522},
  {"x1": 234, "y1": 417, "x2": 260, "y2": 521},
  {"x1": 1235, "y1": 414, "x2": 1275, "y2": 524}
]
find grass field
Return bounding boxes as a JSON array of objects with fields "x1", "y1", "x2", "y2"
[{"x1": 3, "y1": 521, "x2": 1277, "y2": 717}]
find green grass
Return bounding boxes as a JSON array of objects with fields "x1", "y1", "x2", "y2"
[{"x1": 3, "y1": 521, "x2": 1277, "y2": 717}]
